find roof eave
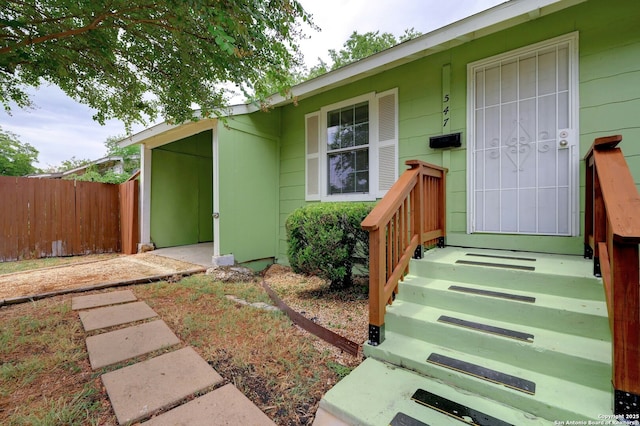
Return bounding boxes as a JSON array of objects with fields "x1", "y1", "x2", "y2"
[
  {"x1": 269, "y1": 0, "x2": 585, "y2": 106},
  {"x1": 119, "y1": 104, "x2": 257, "y2": 148}
]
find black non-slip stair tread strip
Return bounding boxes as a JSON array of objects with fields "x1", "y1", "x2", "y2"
[
  {"x1": 437, "y1": 315, "x2": 535, "y2": 343},
  {"x1": 411, "y1": 389, "x2": 514, "y2": 426},
  {"x1": 448, "y1": 285, "x2": 536, "y2": 303},
  {"x1": 427, "y1": 353, "x2": 536, "y2": 395},
  {"x1": 466, "y1": 253, "x2": 537, "y2": 262},
  {"x1": 389, "y1": 412, "x2": 429, "y2": 426},
  {"x1": 455, "y1": 260, "x2": 536, "y2": 271}
]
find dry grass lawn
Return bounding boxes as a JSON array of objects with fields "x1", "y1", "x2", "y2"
[{"x1": 0, "y1": 257, "x2": 368, "y2": 425}]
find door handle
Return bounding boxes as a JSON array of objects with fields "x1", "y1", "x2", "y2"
[{"x1": 558, "y1": 129, "x2": 572, "y2": 149}]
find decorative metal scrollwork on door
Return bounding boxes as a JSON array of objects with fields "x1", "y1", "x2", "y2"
[{"x1": 487, "y1": 120, "x2": 554, "y2": 172}]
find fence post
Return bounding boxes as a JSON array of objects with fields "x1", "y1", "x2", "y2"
[{"x1": 119, "y1": 180, "x2": 139, "y2": 255}]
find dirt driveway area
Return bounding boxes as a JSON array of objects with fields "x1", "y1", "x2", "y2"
[{"x1": 0, "y1": 253, "x2": 202, "y2": 300}]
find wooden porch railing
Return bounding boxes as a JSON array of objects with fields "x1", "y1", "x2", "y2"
[
  {"x1": 584, "y1": 135, "x2": 640, "y2": 413},
  {"x1": 362, "y1": 160, "x2": 447, "y2": 345}
]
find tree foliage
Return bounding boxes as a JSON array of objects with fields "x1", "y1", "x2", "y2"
[
  {"x1": 56, "y1": 134, "x2": 139, "y2": 183},
  {"x1": 59, "y1": 156, "x2": 91, "y2": 172},
  {"x1": 0, "y1": 126, "x2": 38, "y2": 176},
  {"x1": 306, "y1": 28, "x2": 422, "y2": 79},
  {"x1": 104, "y1": 135, "x2": 139, "y2": 159},
  {"x1": 0, "y1": 1, "x2": 313, "y2": 126},
  {"x1": 64, "y1": 168, "x2": 131, "y2": 184}
]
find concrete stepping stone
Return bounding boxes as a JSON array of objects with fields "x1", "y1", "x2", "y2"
[
  {"x1": 72, "y1": 290, "x2": 137, "y2": 310},
  {"x1": 144, "y1": 383, "x2": 276, "y2": 426},
  {"x1": 79, "y1": 301, "x2": 157, "y2": 331},
  {"x1": 86, "y1": 320, "x2": 180, "y2": 369},
  {"x1": 102, "y1": 347, "x2": 223, "y2": 425}
]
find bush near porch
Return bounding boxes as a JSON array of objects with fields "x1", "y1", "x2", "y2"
[{"x1": 286, "y1": 202, "x2": 373, "y2": 289}]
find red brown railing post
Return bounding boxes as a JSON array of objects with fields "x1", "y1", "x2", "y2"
[
  {"x1": 584, "y1": 153, "x2": 594, "y2": 259},
  {"x1": 368, "y1": 227, "x2": 386, "y2": 345},
  {"x1": 610, "y1": 240, "x2": 640, "y2": 405},
  {"x1": 592, "y1": 168, "x2": 606, "y2": 276},
  {"x1": 413, "y1": 163, "x2": 425, "y2": 259},
  {"x1": 584, "y1": 135, "x2": 640, "y2": 414},
  {"x1": 363, "y1": 160, "x2": 447, "y2": 345},
  {"x1": 438, "y1": 169, "x2": 447, "y2": 247}
]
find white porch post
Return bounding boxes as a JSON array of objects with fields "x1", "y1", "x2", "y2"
[
  {"x1": 211, "y1": 124, "x2": 234, "y2": 267},
  {"x1": 138, "y1": 144, "x2": 153, "y2": 250}
]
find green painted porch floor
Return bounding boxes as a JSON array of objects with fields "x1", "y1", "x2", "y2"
[{"x1": 314, "y1": 247, "x2": 612, "y2": 425}]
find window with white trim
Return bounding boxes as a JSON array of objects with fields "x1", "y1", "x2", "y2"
[{"x1": 305, "y1": 89, "x2": 398, "y2": 201}]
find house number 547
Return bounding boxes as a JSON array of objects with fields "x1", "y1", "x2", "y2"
[{"x1": 443, "y1": 93, "x2": 450, "y2": 129}]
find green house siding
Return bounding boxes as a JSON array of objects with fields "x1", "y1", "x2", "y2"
[
  {"x1": 218, "y1": 112, "x2": 280, "y2": 264},
  {"x1": 150, "y1": 131, "x2": 213, "y2": 248},
  {"x1": 276, "y1": 0, "x2": 640, "y2": 263},
  {"x1": 578, "y1": 0, "x2": 640, "y2": 193}
]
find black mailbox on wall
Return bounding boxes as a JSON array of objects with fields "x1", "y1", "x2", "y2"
[{"x1": 429, "y1": 133, "x2": 461, "y2": 149}]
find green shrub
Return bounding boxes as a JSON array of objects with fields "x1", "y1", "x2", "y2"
[{"x1": 286, "y1": 202, "x2": 373, "y2": 289}]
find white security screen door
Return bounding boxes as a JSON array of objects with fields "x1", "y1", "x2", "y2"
[{"x1": 468, "y1": 34, "x2": 578, "y2": 236}]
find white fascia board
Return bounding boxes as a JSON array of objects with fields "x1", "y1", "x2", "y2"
[
  {"x1": 270, "y1": 0, "x2": 585, "y2": 106},
  {"x1": 119, "y1": 118, "x2": 217, "y2": 149},
  {"x1": 119, "y1": 104, "x2": 257, "y2": 148}
]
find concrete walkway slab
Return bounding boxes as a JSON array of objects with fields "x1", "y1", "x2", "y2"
[
  {"x1": 72, "y1": 290, "x2": 137, "y2": 310},
  {"x1": 152, "y1": 242, "x2": 214, "y2": 268},
  {"x1": 102, "y1": 347, "x2": 223, "y2": 425},
  {"x1": 79, "y1": 301, "x2": 157, "y2": 331},
  {"x1": 144, "y1": 384, "x2": 275, "y2": 426},
  {"x1": 86, "y1": 320, "x2": 180, "y2": 370}
]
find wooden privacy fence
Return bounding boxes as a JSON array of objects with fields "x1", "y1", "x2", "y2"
[
  {"x1": 361, "y1": 160, "x2": 447, "y2": 345},
  {"x1": 0, "y1": 177, "x2": 139, "y2": 261},
  {"x1": 584, "y1": 135, "x2": 640, "y2": 412}
]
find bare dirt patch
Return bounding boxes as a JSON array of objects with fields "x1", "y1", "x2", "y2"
[{"x1": 0, "y1": 253, "x2": 200, "y2": 299}]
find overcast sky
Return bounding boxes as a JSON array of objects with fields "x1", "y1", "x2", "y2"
[{"x1": 0, "y1": 0, "x2": 505, "y2": 169}]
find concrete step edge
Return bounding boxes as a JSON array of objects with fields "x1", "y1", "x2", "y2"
[
  {"x1": 314, "y1": 357, "x2": 555, "y2": 426},
  {"x1": 387, "y1": 300, "x2": 611, "y2": 360},
  {"x1": 363, "y1": 331, "x2": 612, "y2": 420}
]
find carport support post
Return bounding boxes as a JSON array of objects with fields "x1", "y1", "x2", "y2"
[{"x1": 138, "y1": 145, "x2": 153, "y2": 251}]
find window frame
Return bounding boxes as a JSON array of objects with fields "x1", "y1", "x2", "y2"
[{"x1": 319, "y1": 92, "x2": 377, "y2": 202}]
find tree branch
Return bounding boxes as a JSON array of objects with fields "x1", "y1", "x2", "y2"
[
  {"x1": 0, "y1": 4, "x2": 161, "y2": 55},
  {"x1": 0, "y1": 14, "x2": 110, "y2": 54}
]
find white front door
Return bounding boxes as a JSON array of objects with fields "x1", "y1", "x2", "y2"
[{"x1": 468, "y1": 33, "x2": 579, "y2": 236}]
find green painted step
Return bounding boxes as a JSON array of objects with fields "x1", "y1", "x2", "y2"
[
  {"x1": 363, "y1": 331, "x2": 611, "y2": 421},
  {"x1": 383, "y1": 300, "x2": 611, "y2": 389},
  {"x1": 412, "y1": 248, "x2": 603, "y2": 300},
  {"x1": 395, "y1": 276, "x2": 610, "y2": 340},
  {"x1": 315, "y1": 247, "x2": 612, "y2": 425},
  {"x1": 316, "y1": 358, "x2": 553, "y2": 426}
]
